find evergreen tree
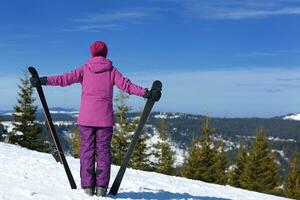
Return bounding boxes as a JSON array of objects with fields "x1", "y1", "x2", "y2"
[
  {"x1": 129, "y1": 116, "x2": 152, "y2": 171},
  {"x1": 284, "y1": 153, "x2": 300, "y2": 199},
  {"x1": 181, "y1": 116, "x2": 220, "y2": 183},
  {"x1": 181, "y1": 135, "x2": 201, "y2": 179},
  {"x1": 10, "y1": 72, "x2": 50, "y2": 153},
  {"x1": 229, "y1": 142, "x2": 248, "y2": 187},
  {"x1": 67, "y1": 128, "x2": 80, "y2": 158},
  {"x1": 153, "y1": 118, "x2": 176, "y2": 175},
  {"x1": 240, "y1": 128, "x2": 281, "y2": 195},
  {"x1": 111, "y1": 91, "x2": 131, "y2": 165},
  {"x1": 212, "y1": 139, "x2": 229, "y2": 185},
  {"x1": 112, "y1": 91, "x2": 152, "y2": 170}
]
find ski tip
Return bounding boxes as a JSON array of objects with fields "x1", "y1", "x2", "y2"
[
  {"x1": 152, "y1": 80, "x2": 162, "y2": 91},
  {"x1": 28, "y1": 66, "x2": 39, "y2": 77},
  {"x1": 150, "y1": 80, "x2": 162, "y2": 102},
  {"x1": 28, "y1": 66, "x2": 37, "y2": 75}
]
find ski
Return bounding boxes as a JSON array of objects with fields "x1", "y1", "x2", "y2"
[
  {"x1": 109, "y1": 80, "x2": 162, "y2": 195},
  {"x1": 28, "y1": 66, "x2": 77, "y2": 190}
]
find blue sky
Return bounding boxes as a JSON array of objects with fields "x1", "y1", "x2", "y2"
[{"x1": 0, "y1": 0, "x2": 300, "y2": 117}]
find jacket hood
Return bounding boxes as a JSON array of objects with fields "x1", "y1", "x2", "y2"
[{"x1": 86, "y1": 56, "x2": 112, "y2": 73}]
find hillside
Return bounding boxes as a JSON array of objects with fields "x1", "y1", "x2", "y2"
[
  {"x1": 1, "y1": 109, "x2": 300, "y2": 177},
  {"x1": 0, "y1": 142, "x2": 290, "y2": 200}
]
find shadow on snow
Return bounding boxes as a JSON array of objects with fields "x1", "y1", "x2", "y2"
[{"x1": 110, "y1": 189, "x2": 231, "y2": 200}]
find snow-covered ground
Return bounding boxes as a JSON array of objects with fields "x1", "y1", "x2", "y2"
[{"x1": 0, "y1": 142, "x2": 290, "y2": 200}]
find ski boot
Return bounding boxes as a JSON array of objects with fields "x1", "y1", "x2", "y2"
[
  {"x1": 95, "y1": 186, "x2": 107, "y2": 197},
  {"x1": 83, "y1": 187, "x2": 94, "y2": 196}
]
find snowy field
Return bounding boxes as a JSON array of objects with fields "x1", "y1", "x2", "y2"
[{"x1": 0, "y1": 142, "x2": 290, "y2": 200}]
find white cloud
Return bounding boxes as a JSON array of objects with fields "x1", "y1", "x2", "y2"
[
  {"x1": 68, "y1": 7, "x2": 171, "y2": 32},
  {"x1": 60, "y1": 24, "x2": 123, "y2": 32},
  {"x1": 233, "y1": 52, "x2": 279, "y2": 57},
  {"x1": 233, "y1": 50, "x2": 300, "y2": 57},
  {"x1": 73, "y1": 11, "x2": 148, "y2": 23},
  {"x1": 210, "y1": 7, "x2": 300, "y2": 20},
  {"x1": 179, "y1": 0, "x2": 300, "y2": 20}
]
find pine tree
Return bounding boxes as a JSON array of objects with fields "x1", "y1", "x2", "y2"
[
  {"x1": 10, "y1": 72, "x2": 50, "y2": 153},
  {"x1": 67, "y1": 128, "x2": 80, "y2": 158},
  {"x1": 240, "y1": 128, "x2": 281, "y2": 194},
  {"x1": 212, "y1": 139, "x2": 229, "y2": 185},
  {"x1": 181, "y1": 116, "x2": 219, "y2": 182},
  {"x1": 153, "y1": 118, "x2": 176, "y2": 175},
  {"x1": 111, "y1": 91, "x2": 131, "y2": 165},
  {"x1": 112, "y1": 91, "x2": 152, "y2": 170},
  {"x1": 195, "y1": 116, "x2": 219, "y2": 183},
  {"x1": 181, "y1": 135, "x2": 201, "y2": 179},
  {"x1": 284, "y1": 153, "x2": 300, "y2": 199},
  {"x1": 229, "y1": 142, "x2": 248, "y2": 187}
]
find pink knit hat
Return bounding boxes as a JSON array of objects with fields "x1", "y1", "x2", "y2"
[{"x1": 90, "y1": 41, "x2": 108, "y2": 57}]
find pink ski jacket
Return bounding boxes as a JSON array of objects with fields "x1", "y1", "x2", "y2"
[{"x1": 47, "y1": 56, "x2": 147, "y2": 127}]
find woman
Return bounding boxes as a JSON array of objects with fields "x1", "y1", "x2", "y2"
[{"x1": 30, "y1": 41, "x2": 151, "y2": 196}]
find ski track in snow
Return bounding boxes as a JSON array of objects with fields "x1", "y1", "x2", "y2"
[{"x1": 0, "y1": 142, "x2": 290, "y2": 200}]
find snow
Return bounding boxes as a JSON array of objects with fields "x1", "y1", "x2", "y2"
[
  {"x1": 267, "y1": 136, "x2": 296, "y2": 143},
  {"x1": 0, "y1": 120, "x2": 75, "y2": 133},
  {"x1": 1, "y1": 121, "x2": 14, "y2": 132},
  {"x1": 145, "y1": 126, "x2": 185, "y2": 167},
  {"x1": 154, "y1": 112, "x2": 181, "y2": 119},
  {"x1": 171, "y1": 145, "x2": 186, "y2": 166},
  {"x1": 49, "y1": 110, "x2": 78, "y2": 115},
  {"x1": 52, "y1": 121, "x2": 75, "y2": 126},
  {"x1": 49, "y1": 110, "x2": 79, "y2": 118},
  {"x1": 212, "y1": 135, "x2": 237, "y2": 151},
  {"x1": 236, "y1": 135, "x2": 296, "y2": 143},
  {"x1": 272, "y1": 150, "x2": 289, "y2": 161},
  {"x1": 283, "y1": 113, "x2": 300, "y2": 121},
  {"x1": 154, "y1": 113, "x2": 168, "y2": 119},
  {"x1": 0, "y1": 142, "x2": 290, "y2": 200}
]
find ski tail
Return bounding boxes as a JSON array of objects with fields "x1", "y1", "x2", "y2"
[
  {"x1": 28, "y1": 66, "x2": 77, "y2": 190},
  {"x1": 109, "y1": 80, "x2": 162, "y2": 195}
]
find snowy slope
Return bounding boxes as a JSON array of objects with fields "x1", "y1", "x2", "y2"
[{"x1": 0, "y1": 142, "x2": 290, "y2": 200}]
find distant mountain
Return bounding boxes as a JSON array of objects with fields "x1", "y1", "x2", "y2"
[
  {"x1": 0, "y1": 108, "x2": 78, "y2": 121},
  {"x1": 1, "y1": 109, "x2": 300, "y2": 177}
]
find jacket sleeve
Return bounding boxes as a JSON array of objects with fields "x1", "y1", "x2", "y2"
[
  {"x1": 47, "y1": 65, "x2": 84, "y2": 87},
  {"x1": 112, "y1": 67, "x2": 147, "y2": 97}
]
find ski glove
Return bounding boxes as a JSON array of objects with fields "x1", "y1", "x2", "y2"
[
  {"x1": 143, "y1": 88, "x2": 161, "y2": 101},
  {"x1": 143, "y1": 89, "x2": 152, "y2": 99},
  {"x1": 30, "y1": 76, "x2": 47, "y2": 87}
]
